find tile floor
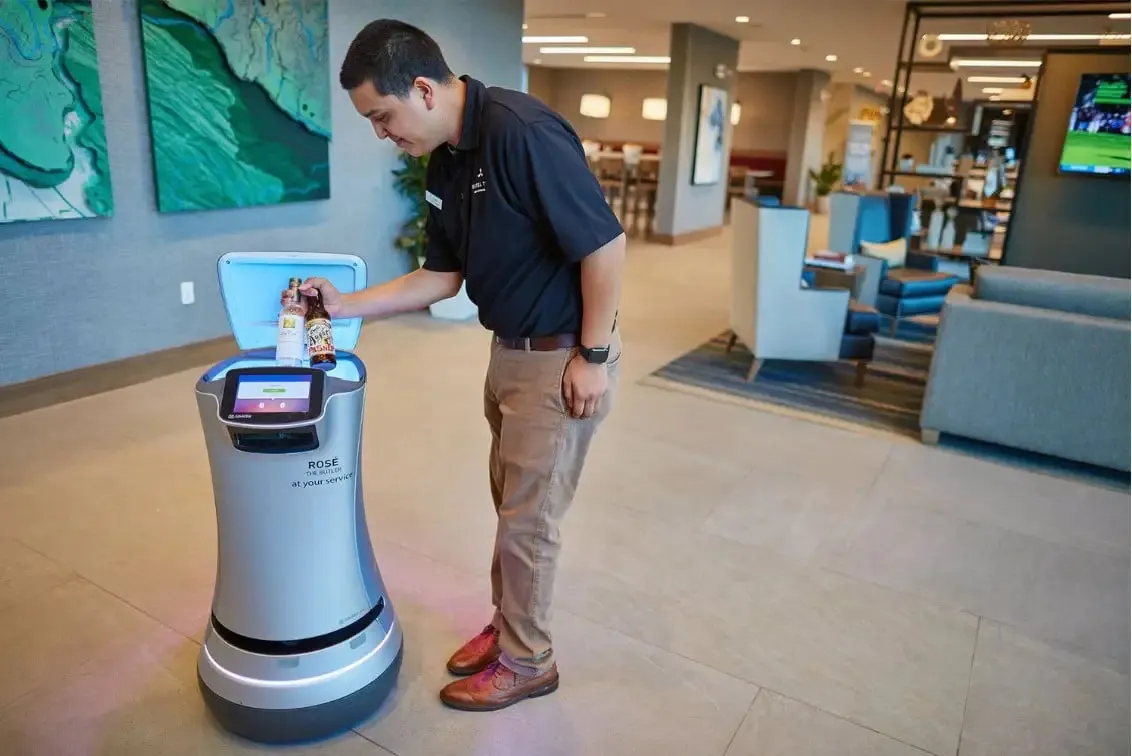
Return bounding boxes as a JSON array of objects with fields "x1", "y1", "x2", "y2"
[{"x1": 0, "y1": 229, "x2": 1127, "y2": 756}]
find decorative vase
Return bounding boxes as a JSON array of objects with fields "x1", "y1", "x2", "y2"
[{"x1": 815, "y1": 195, "x2": 831, "y2": 214}]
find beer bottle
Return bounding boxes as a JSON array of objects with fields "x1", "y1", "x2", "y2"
[
  {"x1": 275, "y1": 277, "x2": 304, "y2": 367},
  {"x1": 305, "y1": 290, "x2": 337, "y2": 371}
]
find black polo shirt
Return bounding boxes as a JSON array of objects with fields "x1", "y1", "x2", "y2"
[{"x1": 421, "y1": 76, "x2": 623, "y2": 339}]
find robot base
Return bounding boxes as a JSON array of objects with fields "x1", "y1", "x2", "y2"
[{"x1": 199, "y1": 626, "x2": 404, "y2": 745}]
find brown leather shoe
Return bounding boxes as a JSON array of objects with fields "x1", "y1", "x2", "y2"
[
  {"x1": 439, "y1": 660, "x2": 559, "y2": 712},
  {"x1": 446, "y1": 624, "x2": 501, "y2": 676}
]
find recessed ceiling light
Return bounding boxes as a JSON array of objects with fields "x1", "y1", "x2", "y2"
[
  {"x1": 1110, "y1": 12, "x2": 1131, "y2": 18},
  {"x1": 935, "y1": 32, "x2": 1129, "y2": 42},
  {"x1": 790, "y1": 38, "x2": 801, "y2": 46},
  {"x1": 539, "y1": 46, "x2": 636, "y2": 54},
  {"x1": 852, "y1": 67, "x2": 864, "y2": 74},
  {"x1": 736, "y1": 16, "x2": 750, "y2": 23},
  {"x1": 968, "y1": 75, "x2": 1027, "y2": 83},
  {"x1": 583, "y1": 55, "x2": 671, "y2": 64},
  {"x1": 523, "y1": 36, "x2": 589, "y2": 44},
  {"x1": 825, "y1": 54, "x2": 838, "y2": 62},
  {"x1": 951, "y1": 59, "x2": 1042, "y2": 68}
]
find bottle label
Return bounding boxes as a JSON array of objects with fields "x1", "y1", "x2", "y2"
[
  {"x1": 307, "y1": 317, "x2": 335, "y2": 357},
  {"x1": 276, "y1": 313, "x2": 304, "y2": 362}
]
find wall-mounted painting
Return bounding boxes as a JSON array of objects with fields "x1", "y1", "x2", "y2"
[
  {"x1": 691, "y1": 84, "x2": 728, "y2": 186},
  {"x1": 138, "y1": 0, "x2": 331, "y2": 213},
  {"x1": 0, "y1": 1, "x2": 114, "y2": 224}
]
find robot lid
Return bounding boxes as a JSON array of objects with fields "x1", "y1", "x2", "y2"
[{"x1": 217, "y1": 251, "x2": 367, "y2": 353}]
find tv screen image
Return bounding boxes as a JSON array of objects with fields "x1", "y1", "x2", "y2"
[{"x1": 1058, "y1": 73, "x2": 1131, "y2": 176}]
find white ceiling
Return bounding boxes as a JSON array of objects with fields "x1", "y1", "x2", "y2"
[{"x1": 522, "y1": 0, "x2": 1130, "y2": 96}]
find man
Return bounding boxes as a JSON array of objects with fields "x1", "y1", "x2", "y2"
[{"x1": 295, "y1": 20, "x2": 625, "y2": 712}]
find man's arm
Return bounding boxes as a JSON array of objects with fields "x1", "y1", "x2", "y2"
[
  {"x1": 339, "y1": 268, "x2": 462, "y2": 319},
  {"x1": 579, "y1": 233, "x2": 626, "y2": 350}
]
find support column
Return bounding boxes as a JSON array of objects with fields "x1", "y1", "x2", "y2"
[
  {"x1": 653, "y1": 23, "x2": 740, "y2": 245},
  {"x1": 782, "y1": 69, "x2": 832, "y2": 208}
]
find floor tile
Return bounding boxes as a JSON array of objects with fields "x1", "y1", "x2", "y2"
[
  {"x1": 0, "y1": 538, "x2": 75, "y2": 612},
  {"x1": 726, "y1": 690, "x2": 931, "y2": 756},
  {"x1": 0, "y1": 629, "x2": 394, "y2": 756},
  {"x1": 0, "y1": 577, "x2": 177, "y2": 710},
  {"x1": 958, "y1": 621, "x2": 1130, "y2": 756},
  {"x1": 874, "y1": 442, "x2": 1131, "y2": 558},
  {"x1": 701, "y1": 467, "x2": 875, "y2": 564},
  {"x1": 557, "y1": 504, "x2": 977, "y2": 756},
  {"x1": 357, "y1": 544, "x2": 758, "y2": 756},
  {"x1": 819, "y1": 489, "x2": 1130, "y2": 672}
]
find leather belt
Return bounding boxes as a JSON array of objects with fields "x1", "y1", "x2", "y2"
[{"x1": 493, "y1": 333, "x2": 578, "y2": 351}]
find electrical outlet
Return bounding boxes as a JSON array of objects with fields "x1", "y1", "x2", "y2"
[{"x1": 180, "y1": 281, "x2": 195, "y2": 305}]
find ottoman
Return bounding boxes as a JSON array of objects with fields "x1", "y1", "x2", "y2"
[{"x1": 875, "y1": 269, "x2": 960, "y2": 325}]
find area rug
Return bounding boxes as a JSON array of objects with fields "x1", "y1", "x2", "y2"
[
  {"x1": 645, "y1": 327, "x2": 1129, "y2": 489},
  {"x1": 646, "y1": 330, "x2": 932, "y2": 439}
]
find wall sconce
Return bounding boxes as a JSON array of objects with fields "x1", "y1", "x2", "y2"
[
  {"x1": 641, "y1": 98, "x2": 667, "y2": 121},
  {"x1": 714, "y1": 63, "x2": 734, "y2": 79},
  {"x1": 579, "y1": 93, "x2": 611, "y2": 119},
  {"x1": 730, "y1": 102, "x2": 742, "y2": 125}
]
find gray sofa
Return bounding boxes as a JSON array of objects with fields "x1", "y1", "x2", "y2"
[{"x1": 920, "y1": 266, "x2": 1130, "y2": 472}]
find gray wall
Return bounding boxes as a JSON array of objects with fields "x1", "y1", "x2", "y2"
[
  {"x1": 0, "y1": 0, "x2": 524, "y2": 387},
  {"x1": 782, "y1": 69, "x2": 831, "y2": 207},
  {"x1": 654, "y1": 23, "x2": 740, "y2": 238},
  {"x1": 1003, "y1": 48, "x2": 1131, "y2": 279},
  {"x1": 528, "y1": 67, "x2": 797, "y2": 154}
]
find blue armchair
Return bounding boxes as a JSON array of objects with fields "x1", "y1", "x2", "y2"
[{"x1": 828, "y1": 191, "x2": 961, "y2": 327}]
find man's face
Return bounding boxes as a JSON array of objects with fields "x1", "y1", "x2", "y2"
[{"x1": 350, "y1": 78, "x2": 440, "y2": 156}]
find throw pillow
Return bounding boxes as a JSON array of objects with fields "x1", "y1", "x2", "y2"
[{"x1": 861, "y1": 237, "x2": 908, "y2": 268}]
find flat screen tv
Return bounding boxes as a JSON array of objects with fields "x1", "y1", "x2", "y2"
[{"x1": 1058, "y1": 73, "x2": 1131, "y2": 176}]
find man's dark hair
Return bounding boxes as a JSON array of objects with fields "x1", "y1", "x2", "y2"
[{"x1": 339, "y1": 20, "x2": 455, "y2": 97}]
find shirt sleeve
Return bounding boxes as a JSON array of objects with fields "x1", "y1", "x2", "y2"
[
  {"x1": 519, "y1": 120, "x2": 624, "y2": 263},
  {"x1": 421, "y1": 204, "x2": 461, "y2": 273}
]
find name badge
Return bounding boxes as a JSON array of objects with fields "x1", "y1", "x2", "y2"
[{"x1": 425, "y1": 191, "x2": 443, "y2": 210}]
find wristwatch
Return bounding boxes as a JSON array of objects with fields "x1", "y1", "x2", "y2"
[{"x1": 578, "y1": 344, "x2": 610, "y2": 364}]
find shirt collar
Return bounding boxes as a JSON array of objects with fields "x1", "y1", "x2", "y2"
[{"x1": 453, "y1": 75, "x2": 485, "y2": 152}]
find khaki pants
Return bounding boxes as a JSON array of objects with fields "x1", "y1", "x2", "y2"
[{"x1": 484, "y1": 334, "x2": 621, "y2": 675}]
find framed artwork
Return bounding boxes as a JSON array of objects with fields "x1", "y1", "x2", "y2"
[
  {"x1": 0, "y1": 1, "x2": 114, "y2": 223},
  {"x1": 691, "y1": 84, "x2": 728, "y2": 186},
  {"x1": 138, "y1": 0, "x2": 331, "y2": 213}
]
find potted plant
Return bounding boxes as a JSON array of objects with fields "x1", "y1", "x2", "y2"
[
  {"x1": 391, "y1": 151, "x2": 430, "y2": 269},
  {"x1": 390, "y1": 152, "x2": 477, "y2": 320},
  {"x1": 808, "y1": 152, "x2": 843, "y2": 214}
]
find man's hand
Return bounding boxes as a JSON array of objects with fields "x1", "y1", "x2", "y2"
[
  {"x1": 562, "y1": 355, "x2": 609, "y2": 419},
  {"x1": 298, "y1": 277, "x2": 346, "y2": 317}
]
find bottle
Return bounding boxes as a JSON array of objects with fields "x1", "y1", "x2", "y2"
[
  {"x1": 275, "y1": 277, "x2": 304, "y2": 366},
  {"x1": 305, "y1": 290, "x2": 337, "y2": 371}
]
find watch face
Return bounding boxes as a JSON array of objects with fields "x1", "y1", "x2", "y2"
[{"x1": 582, "y1": 346, "x2": 610, "y2": 364}]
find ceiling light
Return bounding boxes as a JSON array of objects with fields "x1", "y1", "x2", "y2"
[
  {"x1": 982, "y1": 87, "x2": 1004, "y2": 94},
  {"x1": 584, "y1": 55, "x2": 671, "y2": 64},
  {"x1": 826, "y1": 54, "x2": 838, "y2": 62},
  {"x1": 523, "y1": 36, "x2": 588, "y2": 44},
  {"x1": 735, "y1": 16, "x2": 750, "y2": 23},
  {"x1": 540, "y1": 46, "x2": 636, "y2": 54},
  {"x1": 950, "y1": 59, "x2": 1042, "y2": 68},
  {"x1": 935, "y1": 33, "x2": 1129, "y2": 42},
  {"x1": 863, "y1": 71, "x2": 872, "y2": 77},
  {"x1": 852, "y1": 67, "x2": 864, "y2": 74},
  {"x1": 642, "y1": 98, "x2": 667, "y2": 121},
  {"x1": 585, "y1": 11, "x2": 607, "y2": 18},
  {"x1": 790, "y1": 38, "x2": 801, "y2": 46},
  {"x1": 522, "y1": 23, "x2": 528, "y2": 30},
  {"x1": 968, "y1": 75, "x2": 1027, "y2": 83},
  {"x1": 1109, "y1": 12, "x2": 1131, "y2": 18},
  {"x1": 989, "y1": 95, "x2": 1001, "y2": 101},
  {"x1": 881, "y1": 79, "x2": 893, "y2": 87},
  {"x1": 579, "y1": 94, "x2": 611, "y2": 119}
]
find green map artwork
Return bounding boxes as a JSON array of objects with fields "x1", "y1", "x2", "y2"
[
  {"x1": 138, "y1": 0, "x2": 330, "y2": 213},
  {"x1": 0, "y1": 0, "x2": 114, "y2": 224}
]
